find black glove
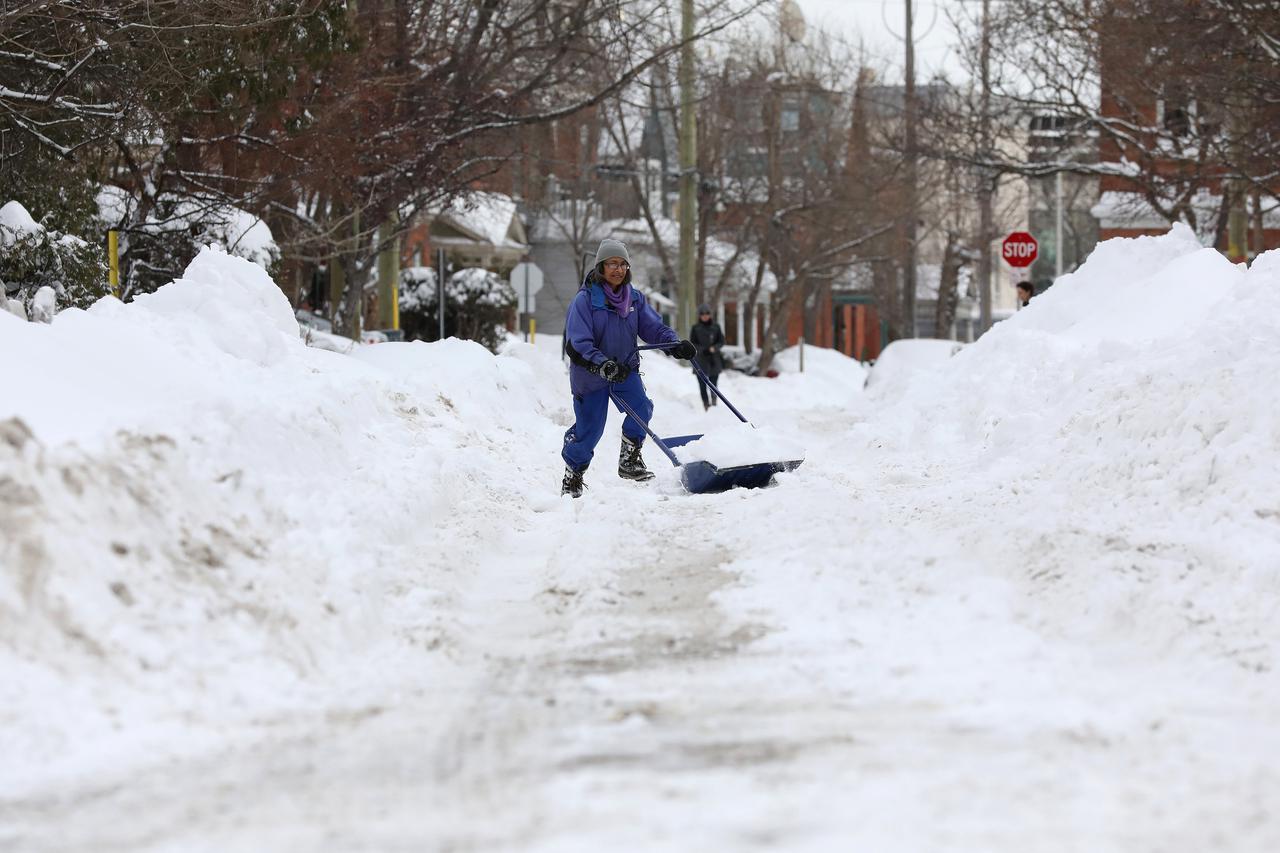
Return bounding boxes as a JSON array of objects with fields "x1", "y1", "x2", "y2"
[
  {"x1": 671, "y1": 339, "x2": 697, "y2": 360},
  {"x1": 591, "y1": 358, "x2": 631, "y2": 383}
]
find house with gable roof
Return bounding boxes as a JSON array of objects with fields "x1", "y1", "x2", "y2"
[{"x1": 400, "y1": 191, "x2": 530, "y2": 275}]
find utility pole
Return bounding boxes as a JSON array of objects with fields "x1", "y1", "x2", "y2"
[
  {"x1": 976, "y1": 0, "x2": 994, "y2": 334},
  {"x1": 903, "y1": 0, "x2": 918, "y2": 338},
  {"x1": 678, "y1": 0, "x2": 698, "y2": 334},
  {"x1": 1227, "y1": 128, "x2": 1248, "y2": 263},
  {"x1": 1054, "y1": 170, "x2": 1064, "y2": 278}
]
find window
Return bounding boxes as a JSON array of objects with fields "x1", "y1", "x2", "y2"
[
  {"x1": 1157, "y1": 88, "x2": 1195, "y2": 138},
  {"x1": 1030, "y1": 115, "x2": 1069, "y2": 133}
]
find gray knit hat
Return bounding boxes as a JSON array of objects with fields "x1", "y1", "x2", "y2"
[
  {"x1": 593, "y1": 238, "x2": 631, "y2": 268},
  {"x1": 698, "y1": 303, "x2": 712, "y2": 314}
]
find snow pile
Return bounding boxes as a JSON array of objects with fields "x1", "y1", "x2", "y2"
[
  {"x1": 781, "y1": 222, "x2": 1280, "y2": 693},
  {"x1": 755, "y1": 343, "x2": 868, "y2": 411},
  {"x1": 867, "y1": 223, "x2": 1279, "y2": 484},
  {"x1": 690, "y1": 228, "x2": 1280, "y2": 849},
  {"x1": 676, "y1": 425, "x2": 806, "y2": 468},
  {"x1": 126, "y1": 247, "x2": 300, "y2": 363},
  {"x1": 885, "y1": 224, "x2": 1279, "y2": 568},
  {"x1": 862, "y1": 337, "x2": 964, "y2": 399},
  {"x1": 0, "y1": 246, "x2": 570, "y2": 795}
]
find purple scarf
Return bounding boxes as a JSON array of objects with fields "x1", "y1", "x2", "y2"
[{"x1": 603, "y1": 282, "x2": 631, "y2": 316}]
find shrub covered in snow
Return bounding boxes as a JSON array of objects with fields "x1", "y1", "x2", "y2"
[
  {"x1": 0, "y1": 201, "x2": 107, "y2": 315},
  {"x1": 399, "y1": 265, "x2": 516, "y2": 353},
  {"x1": 399, "y1": 264, "x2": 439, "y2": 315},
  {"x1": 96, "y1": 187, "x2": 280, "y2": 297}
]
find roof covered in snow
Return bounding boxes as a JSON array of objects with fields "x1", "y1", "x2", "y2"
[
  {"x1": 596, "y1": 217, "x2": 778, "y2": 298},
  {"x1": 434, "y1": 192, "x2": 528, "y2": 252}
]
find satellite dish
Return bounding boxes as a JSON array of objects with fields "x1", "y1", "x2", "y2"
[{"x1": 780, "y1": 0, "x2": 806, "y2": 44}]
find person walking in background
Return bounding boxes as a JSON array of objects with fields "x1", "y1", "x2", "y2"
[
  {"x1": 560, "y1": 238, "x2": 696, "y2": 498},
  {"x1": 689, "y1": 303, "x2": 725, "y2": 411},
  {"x1": 1017, "y1": 280, "x2": 1035, "y2": 308}
]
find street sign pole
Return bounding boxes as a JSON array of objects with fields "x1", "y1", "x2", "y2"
[
  {"x1": 1055, "y1": 172, "x2": 1064, "y2": 278},
  {"x1": 509, "y1": 261, "x2": 544, "y2": 343},
  {"x1": 1002, "y1": 232, "x2": 1038, "y2": 318}
]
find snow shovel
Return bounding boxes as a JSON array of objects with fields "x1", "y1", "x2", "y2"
[{"x1": 606, "y1": 342, "x2": 803, "y2": 494}]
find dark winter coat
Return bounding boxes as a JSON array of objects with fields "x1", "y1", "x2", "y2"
[
  {"x1": 564, "y1": 279, "x2": 679, "y2": 396},
  {"x1": 689, "y1": 319, "x2": 725, "y2": 374}
]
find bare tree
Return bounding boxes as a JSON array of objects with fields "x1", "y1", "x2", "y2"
[
  {"x1": 941, "y1": 0, "x2": 1280, "y2": 247},
  {"x1": 1, "y1": 1, "x2": 344, "y2": 288},
  {"x1": 296, "y1": 0, "x2": 772, "y2": 336},
  {"x1": 2, "y1": 0, "x2": 765, "y2": 332},
  {"x1": 745, "y1": 36, "x2": 901, "y2": 373},
  {"x1": 602, "y1": 19, "x2": 906, "y2": 372}
]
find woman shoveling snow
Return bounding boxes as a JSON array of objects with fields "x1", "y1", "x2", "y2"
[{"x1": 560, "y1": 238, "x2": 696, "y2": 497}]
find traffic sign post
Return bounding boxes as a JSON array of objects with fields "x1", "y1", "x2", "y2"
[
  {"x1": 510, "y1": 261, "x2": 544, "y2": 342},
  {"x1": 1002, "y1": 231, "x2": 1038, "y2": 268}
]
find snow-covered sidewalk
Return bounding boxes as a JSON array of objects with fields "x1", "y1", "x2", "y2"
[{"x1": 2, "y1": 228, "x2": 1279, "y2": 850}]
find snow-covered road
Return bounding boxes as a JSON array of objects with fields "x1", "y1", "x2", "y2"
[{"x1": 3, "y1": 228, "x2": 1279, "y2": 850}]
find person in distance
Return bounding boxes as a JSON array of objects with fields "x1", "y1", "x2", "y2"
[{"x1": 689, "y1": 302, "x2": 725, "y2": 411}]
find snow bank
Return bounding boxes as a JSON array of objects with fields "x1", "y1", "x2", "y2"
[
  {"x1": 128, "y1": 245, "x2": 299, "y2": 361},
  {"x1": 863, "y1": 337, "x2": 965, "y2": 401},
  {"x1": 0, "y1": 245, "x2": 569, "y2": 795},
  {"x1": 865, "y1": 224, "x2": 1273, "y2": 457},
  {"x1": 5, "y1": 221, "x2": 1280, "y2": 849},
  {"x1": 691, "y1": 228, "x2": 1280, "y2": 849},
  {"x1": 758, "y1": 344, "x2": 868, "y2": 410},
  {"x1": 815, "y1": 222, "x2": 1280, "y2": 684}
]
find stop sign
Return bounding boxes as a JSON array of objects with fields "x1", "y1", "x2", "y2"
[{"x1": 1002, "y1": 231, "x2": 1038, "y2": 268}]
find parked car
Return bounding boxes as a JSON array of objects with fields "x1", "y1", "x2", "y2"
[
  {"x1": 295, "y1": 308, "x2": 332, "y2": 333},
  {"x1": 361, "y1": 329, "x2": 405, "y2": 345},
  {"x1": 863, "y1": 338, "x2": 965, "y2": 391},
  {"x1": 719, "y1": 345, "x2": 760, "y2": 375}
]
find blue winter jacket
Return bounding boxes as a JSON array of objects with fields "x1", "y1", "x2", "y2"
[{"x1": 565, "y1": 281, "x2": 679, "y2": 396}]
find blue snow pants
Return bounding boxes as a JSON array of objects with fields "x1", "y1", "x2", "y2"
[{"x1": 561, "y1": 371, "x2": 654, "y2": 472}]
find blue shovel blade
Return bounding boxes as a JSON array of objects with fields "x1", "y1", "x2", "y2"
[
  {"x1": 660, "y1": 434, "x2": 704, "y2": 449},
  {"x1": 680, "y1": 458, "x2": 804, "y2": 494}
]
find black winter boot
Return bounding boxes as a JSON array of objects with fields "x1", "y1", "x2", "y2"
[
  {"x1": 561, "y1": 465, "x2": 586, "y2": 498},
  {"x1": 618, "y1": 435, "x2": 655, "y2": 481}
]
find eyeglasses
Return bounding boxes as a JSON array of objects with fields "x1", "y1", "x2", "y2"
[{"x1": 603, "y1": 260, "x2": 630, "y2": 271}]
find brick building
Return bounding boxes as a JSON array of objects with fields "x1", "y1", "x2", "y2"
[{"x1": 1092, "y1": 5, "x2": 1280, "y2": 259}]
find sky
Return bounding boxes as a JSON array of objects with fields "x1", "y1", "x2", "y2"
[{"x1": 790, "y1": 0, "x2": 969, "y2": 80}]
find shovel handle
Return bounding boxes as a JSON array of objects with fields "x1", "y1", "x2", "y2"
[{"x1": 636, "y1": 342, "x2": 750, "y2": 424}]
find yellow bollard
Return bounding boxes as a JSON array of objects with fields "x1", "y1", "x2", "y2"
[
  {"x1": 392, "y1": 278, "x2": 399, "y2": 331},
  {"x1": 108, "y1": 230, "x2": 119, "y2": 297},
  {"x1": 530, "y1": 317, "x2": 536, "y2": 344}
]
